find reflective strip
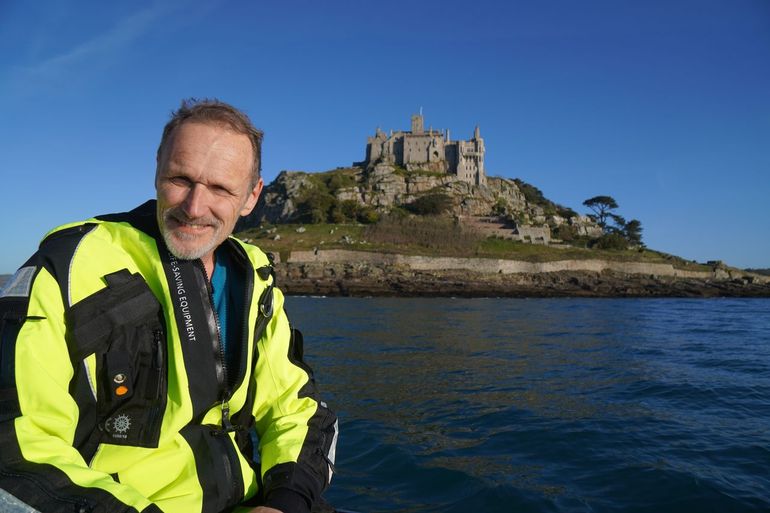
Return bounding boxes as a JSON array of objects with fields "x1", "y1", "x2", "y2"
[
  {"x1": 67, "y1": 232, "x2": 90, "y2": 307},
  {"x1": 0, "y1": 488, "x2": 42, "y2": 513},
  {"x1": 0, "y1": 267, "x2": 36, "y2": 298},
  {"x1": 327, "y1": 419, "x2": 339, "y2": 483},
  {"x1": 83, "y1": 360, "x2": 97, "y2": 401}
]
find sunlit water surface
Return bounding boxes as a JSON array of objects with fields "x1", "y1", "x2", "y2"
[{"x1": 285, "y1": 297, "x2": 770, "y2": 513}]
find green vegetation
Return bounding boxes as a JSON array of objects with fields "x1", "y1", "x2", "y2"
[
  {"x1": 306, "y1": 167, "x2": 359, "y2": 190},
  {"x1": 363, "y1": 214, "x2": 477, "y2": 254},
  {"x1": 551, "y1": 223, "x2": 578, "y2": 243},
  {"x1": 591, "y1": 232, "x2": 630, "y2": 250},
  {"x1": 391, "y1": 166, "x2": 445, "y2": 178},
  {"x1": 236, "y1": 218, "x2": 710, "y2": 272},
  {"x1": 405, "y1": 193, "x2": 453, "y2": 215},
  {"x1": 294, "y1": 168, "x2": 379, "y2": 224},
  {"x1": 236, "y1": 223, "x2": 366, "y2": 262},
  {"x1": 514, "y1": 178, "x2": 576, "y2": 218}
]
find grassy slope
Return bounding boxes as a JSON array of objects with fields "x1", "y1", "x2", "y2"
[{"x1": 236, "y1": 222, "x2": 711, "y2": 272}]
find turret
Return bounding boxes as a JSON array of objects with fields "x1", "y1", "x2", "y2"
[
  {"x1": 474, "y1": 125, "x2": 480, "y2": 139},
  {"x1": 411, "y1": 114, "x2": 424, "y2": 134}
]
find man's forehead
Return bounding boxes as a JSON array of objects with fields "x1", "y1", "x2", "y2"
[
  {"x1": 162, "y1": 122, "x2": 252, "y2": 160},
  {"x1": 169, "y1": 121, "x2": 249, "y2": 144}
]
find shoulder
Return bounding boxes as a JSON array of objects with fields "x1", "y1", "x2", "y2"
[
  {"x1": 229, "y1": 236, "x2": 275, "y2": 269},
  {"x1": 41, "y1": 201, "x2": 159, "y2": 252},
  {"x1": 28, "y1": 203, "x2": 161, "y2": 304}
]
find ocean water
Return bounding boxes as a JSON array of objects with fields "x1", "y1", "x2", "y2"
[{"x1": 285, "y1": 297, "x2": 770, "y2": 513}]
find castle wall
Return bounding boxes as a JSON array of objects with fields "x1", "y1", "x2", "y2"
[
  {"x1": 403, "y1": 133, "x2": 444, "y2": 166},
  {"x1": 365, "y1": 114, "x2": 486, "y2": 185}
]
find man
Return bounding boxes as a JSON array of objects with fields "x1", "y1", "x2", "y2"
[{"x1": 0, "y1": 99, "x2": 337, "y2": 513}]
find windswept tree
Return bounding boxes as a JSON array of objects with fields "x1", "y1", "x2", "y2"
[
  {"x1": 624, "y1": 219, "x2": 643, "y2": 246},
  {"x1": 582, "y1": 195, "x2": 618, "y2": 230},
  {"x1": 609, "y1": 214, "x2": 626, "y2": 233},
  {"x1": 583, "y1": 195, "x2": 644, "y2": 249}
]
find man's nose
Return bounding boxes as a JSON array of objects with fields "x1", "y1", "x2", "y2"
[{"x1": 181, "y1": 184, "x2": 206, "y2": 218}]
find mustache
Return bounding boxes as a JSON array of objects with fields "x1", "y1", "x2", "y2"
[{"x1": 164, "y1": 208, "x2": 220, "y2": 228}]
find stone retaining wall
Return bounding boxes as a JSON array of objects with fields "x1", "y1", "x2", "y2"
[{"x1": 286, "y1": 249, "x2": 766, "y2": 282}]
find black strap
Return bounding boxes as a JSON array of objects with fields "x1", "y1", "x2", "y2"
[{"x1": 232, "y1": 266, "x2": 275, "y2": 467}]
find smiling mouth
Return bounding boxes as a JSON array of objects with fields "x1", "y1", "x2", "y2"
[{"x1": 165, "y1": 210, "x2": 218, "y2": 235}]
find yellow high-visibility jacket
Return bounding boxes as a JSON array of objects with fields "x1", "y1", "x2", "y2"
[{"x1": 0, "y1": 201, "x2": 337, "y2": 513}]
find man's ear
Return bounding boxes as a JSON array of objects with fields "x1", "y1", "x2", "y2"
[
  {"x1": 154, "y1": 151, "x2": 164, "y2": 191},
  {"x1": 240, "y1": 178, "x2": 264, "y2": 216}
]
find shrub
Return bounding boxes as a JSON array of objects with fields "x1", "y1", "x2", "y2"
[
  {"x1": 329, "y1": 205, "x2": 347, "y2": 224},
  {"x1": 492, "y1": 197, "x2": 508, "y2": 215},
  {"x1": 406, "y1": 193, "x2": 453, "y2": 215},
  {"x1": 552, "y1": 224, "x2": 576, "y2": 242},
  {"x1": 357, "y1": 206, "x2": 380, "y2": 224},
  {"x1": 591, "y1": 233, "x2": 629, "y2": 250},
  {"x1": 514, "y1": 179, "x2": 547, "y2": 205},
  {"x1": 327, "y1": 173, "x2": 357, "y2": 192},
  {"x1": 296, "y1": 189, "x2": 335, "y2": 223}
]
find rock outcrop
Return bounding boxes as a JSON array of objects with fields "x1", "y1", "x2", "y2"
[
  {"x1": 241, "y1": 164, "x2": 601, "y2": 244},
  {"x1": 270, "y1": 252, "x2": 770, "y2": 298}
]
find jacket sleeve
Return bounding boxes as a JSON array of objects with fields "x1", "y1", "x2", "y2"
[
  {"x1": 0, "y1": 265, "x2": 161, "y2": 513},
  {"x1": 251, "y1": 287, "x2": 338, "y2": 513}
]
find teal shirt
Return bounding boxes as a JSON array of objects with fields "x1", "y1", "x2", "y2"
[{"x1": 211, "y1": 245, "x2": 244, "y2": 386}]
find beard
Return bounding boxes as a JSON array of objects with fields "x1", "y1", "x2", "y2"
[{"x1": 158, "y1": 206, "x2": 226, "y2": 261}]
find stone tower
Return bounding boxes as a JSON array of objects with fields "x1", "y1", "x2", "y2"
[{"x1": 411, "y1": 114, "x2": 424, "y2": 134}]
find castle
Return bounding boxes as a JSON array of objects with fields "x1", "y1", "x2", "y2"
[{"x1": 364, "y1": 113, "x2": 486, "y2": 186}]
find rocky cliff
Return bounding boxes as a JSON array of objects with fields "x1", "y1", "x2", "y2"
[{"x1": 240, "y1": 164, "x2": 602, "y2": 242}]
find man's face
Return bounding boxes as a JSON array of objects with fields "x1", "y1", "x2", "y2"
[{"x1": 155, "y1": 122, "x2": 263, "y2": 263}]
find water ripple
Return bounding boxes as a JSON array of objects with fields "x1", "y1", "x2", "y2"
[{"x1": 286, "y1": 297, "x2": 770, "y2": 512}]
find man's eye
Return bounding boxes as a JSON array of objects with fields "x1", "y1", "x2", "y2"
[
  {"x1": 212, "y1": 185, "x2": 232, "y2": 195},
  {"x1": 169, "y1": 176, "x2": 192, "y2": 187}
]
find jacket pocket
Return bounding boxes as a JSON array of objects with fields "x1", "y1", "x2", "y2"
[{"x1": 66, "y1": 269, "x2": 167, "y2": 448}]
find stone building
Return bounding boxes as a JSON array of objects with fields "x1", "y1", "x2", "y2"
[{"x1": 364, "y1": 113, "x2": 486, "y2": 186}]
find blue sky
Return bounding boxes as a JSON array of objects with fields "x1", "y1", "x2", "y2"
[{"x1": 1, "y1": 0, "x2": 768, "y2": 273}]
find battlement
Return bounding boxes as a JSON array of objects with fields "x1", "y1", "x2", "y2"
[{"x1": 364, "y1": 114, "x2": 486, "y2": 186}]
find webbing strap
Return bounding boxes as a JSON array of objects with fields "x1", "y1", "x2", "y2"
[{"x1": 232, "y1": 265, "x2": 274, "y2": 470}]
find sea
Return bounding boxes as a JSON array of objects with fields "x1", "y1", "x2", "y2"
[{"x1": 284, "y1": 297, "x2": 770, "y2": 513}]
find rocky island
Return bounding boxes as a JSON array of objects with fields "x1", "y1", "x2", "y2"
[{"x1": 233, "y1": 113, "x2": 769, "y2": 298}]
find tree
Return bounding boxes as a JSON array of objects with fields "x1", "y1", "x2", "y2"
[
  {"x1": 582, "y1": 196, "x2": 644, "y2": 248},
  {"x1": 582, "y1": 195, "x2": 619, "y2": 230},
  {"x1": 624, "y1": 219, "x2": 643, "y2": 245}
]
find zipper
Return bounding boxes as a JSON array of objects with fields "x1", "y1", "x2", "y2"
[
  {"x1": 194, "y1": 259, "x2": 228, "y2": 398},
  {"x1": 146, "y1": 329, "x2": 166, "y2": 433},
  {"x1": 152, "y1": 329, "x2": 164, "y2": 399},
  {"x1": 195, "y1": 257, "x2": 238, "y2": 433},
  {"x1": 200, "y1": 242, "x2": 257, "y2": 434}
]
